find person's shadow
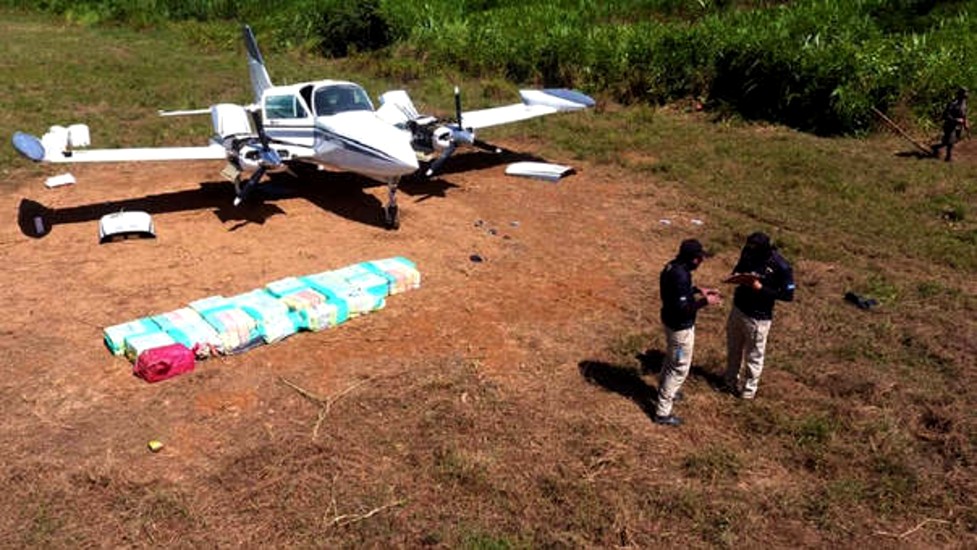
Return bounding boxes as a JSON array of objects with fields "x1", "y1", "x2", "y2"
[
  {"x1": 895, "y1": 150, "x2": 937, "y2": 160},
  {"x1": 579, "y1": 349, "x2": 727, "y2": 422},
  {"x1": 578, "y1": 350, "x2": 664, "y2": 422}
]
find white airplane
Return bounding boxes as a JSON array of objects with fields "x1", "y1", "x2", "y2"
[{"x1": 12, "y1": 25, "x2": 595, "y2": 229}]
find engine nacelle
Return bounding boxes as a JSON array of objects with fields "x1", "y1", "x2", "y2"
[
  {"x1": 237, "y1": 144, "x2": 287, "y2": 173},
  {"x1": 432, "y1": 126, "x2": 454, "y2": 151},
  {"x1": 211, "y1": 103, "x2": 254, "y2": 140},
  {"x1": 431, "y1": 125, "x2": 475, "y2": 151}
]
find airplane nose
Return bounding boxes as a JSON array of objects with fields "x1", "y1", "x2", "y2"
[
  {"x1": 324, "y1": 113, "x2": 419, "y2": 178},
  {"x1": 390, "y1": 139, "x2": 419, "y2": 175},
  {"x1": 365, "y1": 125, "x2": 418, "y2": 177}
]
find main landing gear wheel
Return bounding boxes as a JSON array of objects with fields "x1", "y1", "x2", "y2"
[{"x1": 383, "y1": 205, "x2": 400, "y2": 230}]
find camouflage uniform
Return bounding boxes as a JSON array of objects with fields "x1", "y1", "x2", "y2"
[{"x1": 933, "y1": 88, "x2": 969, "y2": 161}]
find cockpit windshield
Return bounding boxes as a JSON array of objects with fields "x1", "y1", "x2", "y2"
[{"x1": 313, "y1": 84, "x2": 374, "y2": 116}]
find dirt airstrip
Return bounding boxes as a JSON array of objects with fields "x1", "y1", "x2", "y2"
[{"x1": 0, "y1": 141, "x2": 814, "y2": 544}]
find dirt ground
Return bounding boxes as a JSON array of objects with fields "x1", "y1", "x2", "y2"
[
  {"x1": 1, "y1": 140, "x2": 672, "y2": 391},
  {"x1": 0, "y1": 141, "x2": 731, "y2": 539}
]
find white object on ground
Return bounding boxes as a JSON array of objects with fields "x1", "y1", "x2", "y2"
[
  {"x1": 504, "y1": 162, "x2": 574, "y2": 181},
  {"x1": 44, "y1": 173, "x2": 76, "y2": 188},
  {"x1": 98, "y1": 211, "x2": 156, "y2": 243}
]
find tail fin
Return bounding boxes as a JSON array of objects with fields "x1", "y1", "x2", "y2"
[{"x1": 242, "y1": 25, "x2": 273, "y2": 105}]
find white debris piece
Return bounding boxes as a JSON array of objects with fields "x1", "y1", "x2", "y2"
[
  {"x1": 44, "y1": 173, "x2": 76, "y2": 188},
  {"x1": 505, "y1": 162, "x2": 574, "y2": 181},
  {"x1": 98, "y1": 211, "x2": 156, "y2": 243}
]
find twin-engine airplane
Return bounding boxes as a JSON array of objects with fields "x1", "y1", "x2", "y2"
[{"x1": 12, "y1": 25, "x2": 594, "y2": 229}]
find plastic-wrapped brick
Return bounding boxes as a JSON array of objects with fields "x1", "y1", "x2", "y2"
[
  {"x1": 230, "y1": 289, "x2": 299, "y2": 343},
  {"x1": 265, "y1": 277, "x2": 347, "y2": 331},
  {"x1": 189, "y1": 296, "x2": 263, "y2": 354},
  {"x1": 151, "y1": 307, "x2": 224, "y2": 357},
  {"x1": 366, "y1": 257, "x2": 421, "y2": 295},
  {"x1": 104, "y1": 318, "x2": 160, "y2": 356}
]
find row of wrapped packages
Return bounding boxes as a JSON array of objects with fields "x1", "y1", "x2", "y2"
[{"x1": 104, "y1": 257, "x2": 420, "y2": 362}]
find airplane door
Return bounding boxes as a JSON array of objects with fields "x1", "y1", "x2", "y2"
[{"x1": 263, "y1": 93, "x2": 315, "y2": 147}]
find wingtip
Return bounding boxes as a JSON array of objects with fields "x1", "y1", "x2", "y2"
[
  {"x1": 543, "y1": 88, "x2": 596, "y2": 108},
  {"x1": 12, "y1": 131, "x2": 46, "y2": 162}
]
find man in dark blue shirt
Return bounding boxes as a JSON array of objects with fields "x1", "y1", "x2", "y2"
[
  {"x1": 655, "y1": 239, "x2": 721, "y2": 426},
  {"x1": 723, "y1": 232, "x2": 795, "y2": 399}
]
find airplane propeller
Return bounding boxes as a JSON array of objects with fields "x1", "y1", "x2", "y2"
[
  {"x1": 424, "y1": 86, "x2": 502, "y2": 177},
  {"x1": 233, "y1": 109, "x2": 282, "y2": 206}
]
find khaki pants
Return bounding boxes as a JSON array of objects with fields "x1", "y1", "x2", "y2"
[
  {"x1": 725, "y1": 306, "x2": 772, "y2": 399},
  {"x1": 656, "y1": 326, "x2": 694, "y2": 417}
]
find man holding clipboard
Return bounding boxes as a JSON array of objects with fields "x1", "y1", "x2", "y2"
[{"x1": 723, "y1": 232, "x2": 795, "y2": 399}]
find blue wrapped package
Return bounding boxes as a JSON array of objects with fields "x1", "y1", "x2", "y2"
[
  {"x1": 230, "y1": 289, "x2": 299, "y2": 343},
  {"x1": 104, "y1": 318, "x2": 159, "y2": 356},
  {"x1": 151, "y1": 307, "x2": 224, "y2": 357},
  {"x1": 189, "y1": 296, "x2": 263, "y2": 354},
  {"x1": 265, "y1": 277, "x2": 347, "y2": 331},
  {"x1": 329, "y1": 263, "x2": 391, "y2": 298},
  {"x1": 365, "y1": 257, "x2": 421, "y2": 295},
  {"x1": 302, "y1": 268, "x2": 385, "y2": 318},
  {"x1": 124, "y1": 330, "x2": 178, "y2": 363}
]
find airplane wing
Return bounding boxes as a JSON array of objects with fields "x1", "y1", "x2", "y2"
[
  {"x1": 13, "y1": 127, "x2": 228, "y2": 164},
  {"x1": 40, "y1": 144, "x2": 228, "y2": 163},
  {"x1": 459, "y1": 89, "x2": 595, "y2": 130}
]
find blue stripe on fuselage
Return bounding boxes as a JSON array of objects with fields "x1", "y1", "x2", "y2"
[{"x1": 266, "y1": 122, "x2": 405, "y2": 165}]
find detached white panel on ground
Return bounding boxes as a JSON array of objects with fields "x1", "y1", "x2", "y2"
[{"x1": 505, "y1": 162, "x2": 574, "y2": 181}]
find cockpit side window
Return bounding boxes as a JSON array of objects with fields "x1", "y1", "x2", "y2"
[
  {"x1": 313, "y1": 85, "x2": 374, "y2": 116},
  {"x1": 265, "y1": 94, "x2": 309, "y2": 119}
]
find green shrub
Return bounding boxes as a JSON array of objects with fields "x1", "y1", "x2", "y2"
[{"x1": 8, "y1": 0, "x2": 977, "y2": 135}]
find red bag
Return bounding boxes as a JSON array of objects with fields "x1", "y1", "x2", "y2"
[{"x1": 134, "y1": 343, "x2": 195, "y2": 383}]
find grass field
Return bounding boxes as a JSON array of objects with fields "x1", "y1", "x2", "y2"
[{"x1": 1, "y1": 10, "x2": 975, "y2": 547}]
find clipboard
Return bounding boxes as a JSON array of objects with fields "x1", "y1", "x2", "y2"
[{"x1": 723, "y1": 272, "x2": 760, "y2": 285}]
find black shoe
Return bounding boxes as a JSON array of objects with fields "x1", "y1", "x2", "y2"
[
  {"x1": 653, "y1": 414, "x2": 683, "y2": 427},
  {"x1": 673, "y1": 390, "x2": 685, "y2": 402},
  {"x1": 718, "y1": 382, "x2": 737, "y2": 395}
]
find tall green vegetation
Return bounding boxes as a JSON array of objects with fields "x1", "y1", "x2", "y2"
[{"x1": 3, "y1": 0, "x2": 976, "y2": 134}]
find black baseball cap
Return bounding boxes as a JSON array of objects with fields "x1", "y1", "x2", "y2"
[
  {"x1": 746, "y1": 231, "x2": 770, "y2": 248},
  {"x1": 678, "y1": 238, "x2": 708, "y2": 260},
  {"x1": 744, "y1": 232, "x2": 774, "y2": 257}
]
